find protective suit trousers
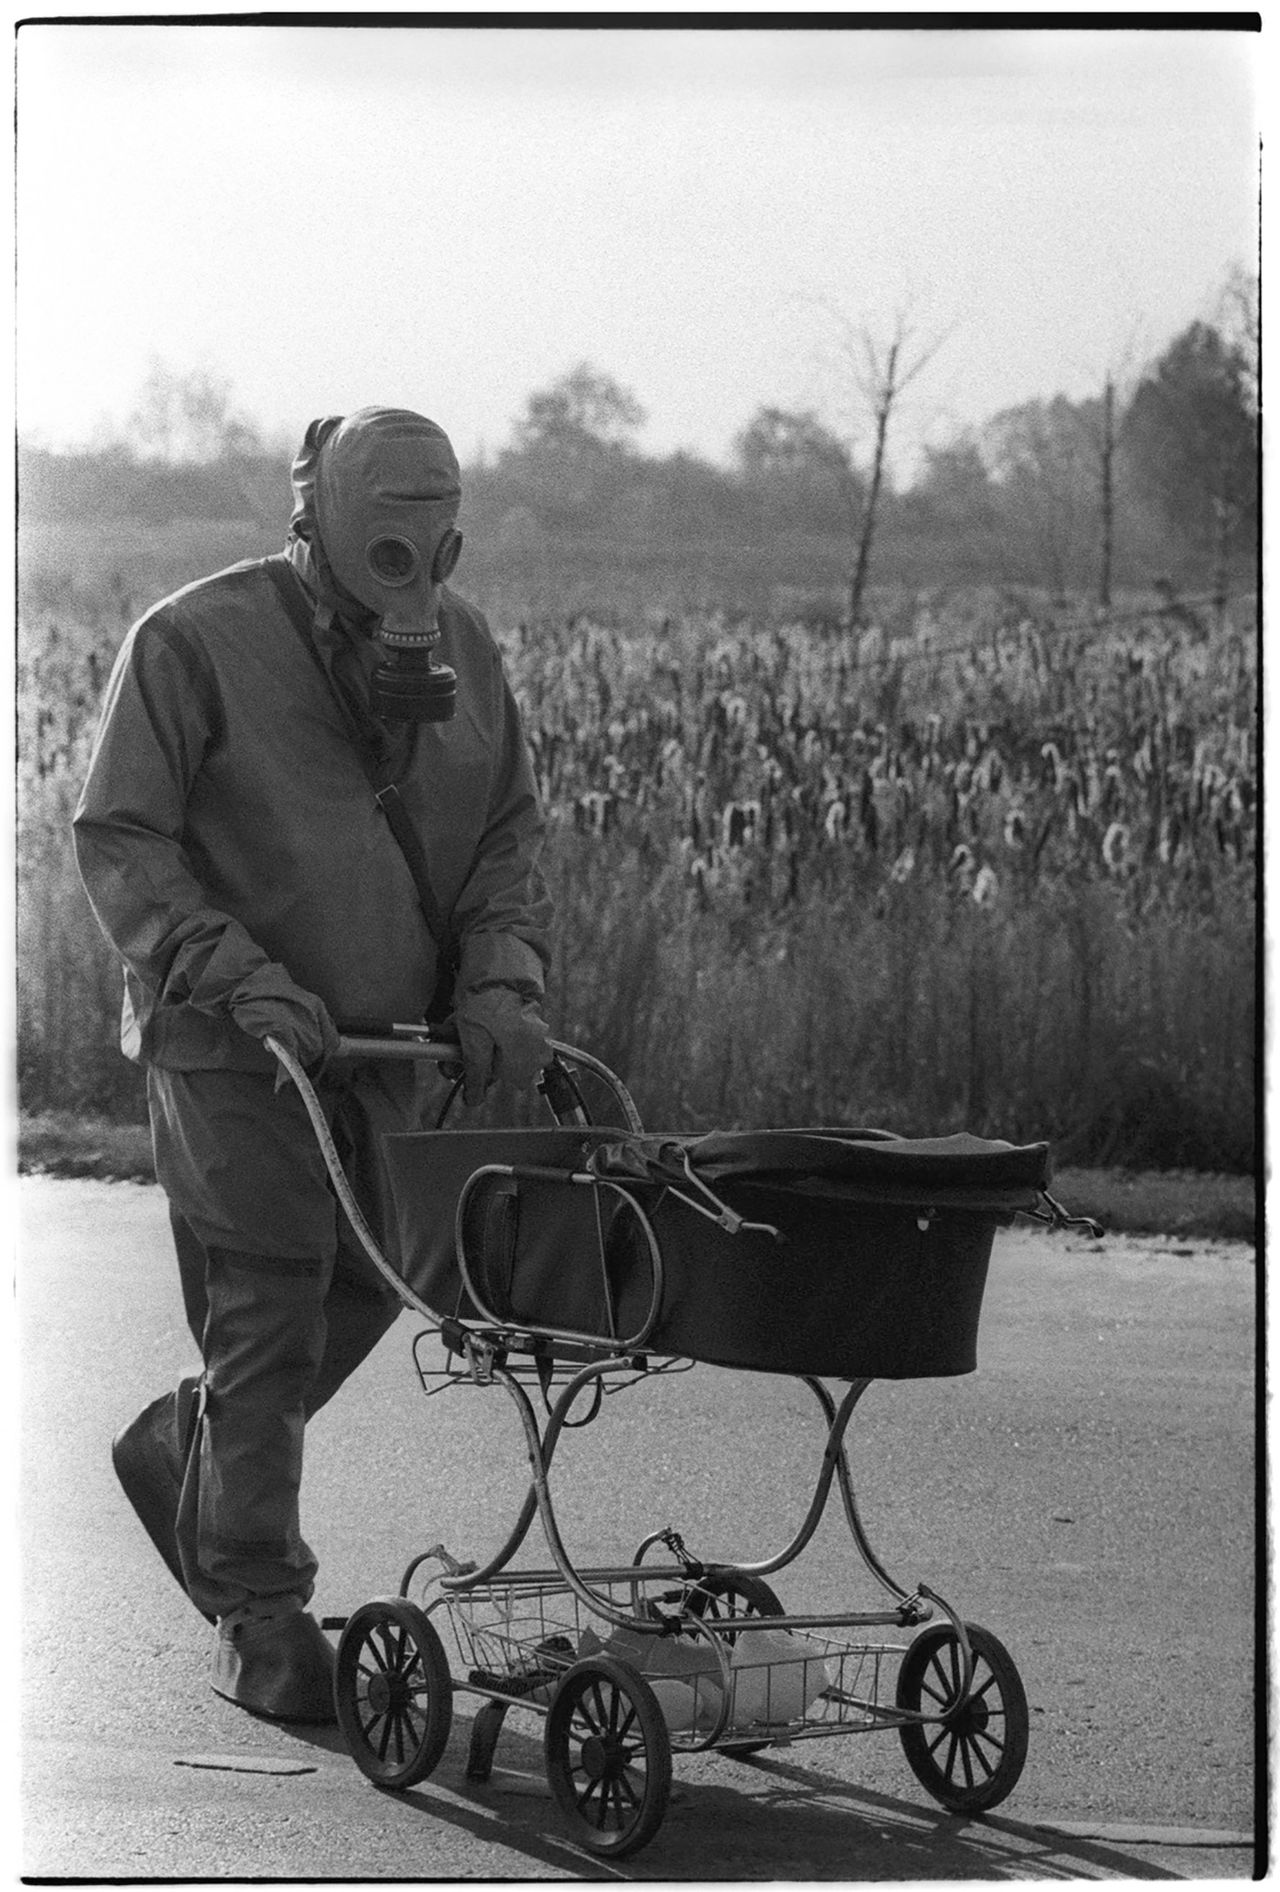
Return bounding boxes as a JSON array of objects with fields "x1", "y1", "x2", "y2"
[{"x1": 148, "y1": 1061, "x2": 416, "y2": 1622}]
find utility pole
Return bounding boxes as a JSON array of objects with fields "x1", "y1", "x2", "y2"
[{"x1": 1099, "y1": 375, "x2": 1115, "y2": 611}]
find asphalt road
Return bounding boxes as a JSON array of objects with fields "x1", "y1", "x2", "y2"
[{"x1": 17, "y1": 1175, "x2": 1261, "y2": 1882}]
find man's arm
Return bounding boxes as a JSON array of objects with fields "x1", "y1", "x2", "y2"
[
  {"x1": 450, "y1": 661, "x2": 554, "y2": 998},
  {"x1": 447, "y1": 656, "x2": 555, "y2": 1100},
  {"x1": 73, "y1": 613, "x2": 337, "y2": 1068}
]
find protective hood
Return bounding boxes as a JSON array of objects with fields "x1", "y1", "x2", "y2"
[{"x1": 289, "y1": 407, "x2": 462, "y2": 638}]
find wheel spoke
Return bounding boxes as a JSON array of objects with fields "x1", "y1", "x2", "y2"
[
  {"x1": 374, "y1": 1625, "x2": 398, "y2": 1676},
  {"x1": 927, "y1": 1651, "x2": 956, "y2": 1705}
]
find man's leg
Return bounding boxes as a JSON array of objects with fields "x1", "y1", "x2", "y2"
[
  {"x1": 125, "y1": 1068, "x2": 347, "y2": 1717},
  {"x1": 181, "y1": 1242, "x2": 337, "y2": 1721},
  {"x1": 305, "y1": 1070, "x2": 409, "y2": 1413},
  {"x1": 180, "y1": 1244, "x2": 327, "y2": 1620},
  {"x1": 173, "y1": 1201, "x2": 400, "y2": 1420},
  {"x1": 113, "y1": 1065, "x2": 411, "y2": 1719},
  {"x1": 132, "y1": 1212, "x2": 387, "y2": 1718},
  {"x1": 306, "y1": 1243, "x2": 403, "y2": 1416}
]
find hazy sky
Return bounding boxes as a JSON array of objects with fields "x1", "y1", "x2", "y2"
[{"x1": 16, "y1": 20, "x2": 1259, "y2": 478}]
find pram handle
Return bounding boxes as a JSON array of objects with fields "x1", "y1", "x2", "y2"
[
  {"x1": 332, "y1": 1029, "x2": 460, "y2": 1062},
  {"x1": 331, "y1": 1027, "x2": 578, "y2": 1070},
  {"x1": 320, "y1": 1026, "x2": 645, "y2": 1133}
]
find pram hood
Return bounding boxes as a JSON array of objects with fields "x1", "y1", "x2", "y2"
[{"x1": 588, "y1": 1127, "x2": 1052, "y2": 1217}]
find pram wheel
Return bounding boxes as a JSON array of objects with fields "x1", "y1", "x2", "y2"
[
  {"x1": 895, "y1": 1621, "x2": 1029, "y2": 1813},
  {"x1": 335, "y1": 1597, "x2": 454, "y2": 1790},
  {"x1": 544, "y1": 1655, "x2": 672, "y2": 1858},
  {"x1": 687, "y1": 1568, "x2": 784, "y2": 1755}
]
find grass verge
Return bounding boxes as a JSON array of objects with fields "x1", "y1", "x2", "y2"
[
  {"x1": 19, "y1": 1112, "x2": 156, "y2": 1184},
  {"x1": 16, "y1": 1111, "x2": 1256, "y2": 1245}
]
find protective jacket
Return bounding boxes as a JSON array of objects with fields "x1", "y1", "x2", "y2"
[{"x1": 73, "y1": 553, "x2": 553, "y2": 1073}]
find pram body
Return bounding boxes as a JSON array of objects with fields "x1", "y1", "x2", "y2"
[
  {"x1": 381, "y1": 1123, "x2": 1048, "y2": 1379},
  {"x1": 273, "y1": 1030, "x2": 1095, "y2": 1860}
]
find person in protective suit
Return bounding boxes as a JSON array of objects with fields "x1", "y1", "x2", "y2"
[{"x1": 74, "y1": 406, "x2": 554, "y2": 1723}]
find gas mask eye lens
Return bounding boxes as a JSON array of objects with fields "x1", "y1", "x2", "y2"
[{"x1": 366, "y1": 535, "x2": 419, "y2": 585}]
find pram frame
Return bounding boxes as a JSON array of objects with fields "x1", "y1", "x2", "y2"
[{"x1": 269, "y1": 1029, "x2": 1058, "y2": 1854}]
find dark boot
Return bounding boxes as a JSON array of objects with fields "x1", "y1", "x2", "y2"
[
  {"x1": 210, "y1": 1609, "x2": 337, "y2": 1723},
  {"x1": 111, "y1": 1377, "x2": 211, "y2": 1620}
]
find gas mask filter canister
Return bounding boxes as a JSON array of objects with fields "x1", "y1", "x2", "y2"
[
  {"x1": 311, "y1": 408, "x2": 465, "y2": 722},
  {"x1": 363, "y1": 523, "x2": 462, "y2": 722}
]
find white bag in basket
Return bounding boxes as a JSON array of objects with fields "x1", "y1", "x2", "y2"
[
  {"x1": 579, "y1": 1624, "x2": 827, "y2": 1736},
  {"x1": 579, "y1": 1625, "x2": 723, "y2": 1732},
  {"x1": 726, "y1": 1627, "x2": 830, "y2": 1727}
]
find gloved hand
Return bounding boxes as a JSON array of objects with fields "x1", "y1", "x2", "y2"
[
  {"x1": 230, "y1": 965, "x2": 341, "y2": 1085},
  {"x1": 453, "y1": 984, "x2": 552, "y2": 1106}
]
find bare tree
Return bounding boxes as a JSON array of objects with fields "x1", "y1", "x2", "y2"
[{"x1": 815, "y1": 305, "x2": 954, "y2": 627}]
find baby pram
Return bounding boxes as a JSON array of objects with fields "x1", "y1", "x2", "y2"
[{"x1": 272, "y1": 1027, "x2": 1099, "y2": 1860}]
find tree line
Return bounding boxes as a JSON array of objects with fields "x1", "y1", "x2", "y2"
[{"x1": 19, "y1": 270, "x2": 1258, "y2": 615}]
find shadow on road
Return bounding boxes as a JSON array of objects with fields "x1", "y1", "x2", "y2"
[
  {"x1": 271, "y1": 1707, "x2": 1192, "y2": 1883},
  {"x1": 730, "y1": 1751, "x2": 1186, "y2": 1882}
]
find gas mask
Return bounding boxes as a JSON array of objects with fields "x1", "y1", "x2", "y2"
[{"x1": 294, "y1": 407, "x2": 465, "y2": 722}]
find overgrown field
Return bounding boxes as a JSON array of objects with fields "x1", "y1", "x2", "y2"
[{"x1": 18, "y1": 572, "x2": 1256, "y2": 1173}]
